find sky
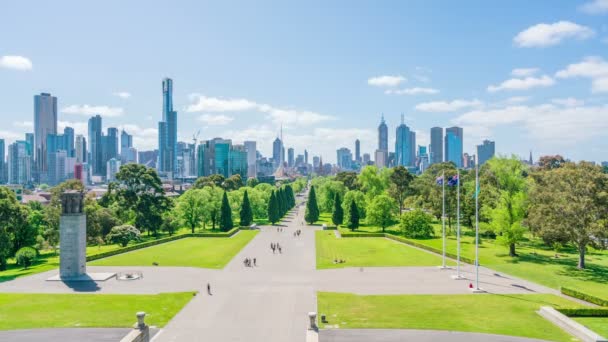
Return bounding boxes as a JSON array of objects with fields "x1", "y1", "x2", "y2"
[{"x1": 1, "y1": 0, "x2": 608, "y2": 163}]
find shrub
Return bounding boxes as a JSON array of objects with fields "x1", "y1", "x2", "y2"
[
  {"x1": 558, "y1": 308, "x2": 608, "y2": 317},
  {"x1": 15, "y1": 247, "x2": 37, "y2": 269},
  {"x1": 561, "y1": 287, "x2": 608, "y2": 307},
  {"x1": 106, "y1": 225, "x2": 141, "y2": 247},
  {"x1": 400, "y1": 209, "x2": 434, "y2": 239}
]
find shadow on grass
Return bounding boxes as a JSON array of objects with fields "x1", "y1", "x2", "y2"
[{"x1": 510, "y1": 252, "x2": 608, "y2": 285}]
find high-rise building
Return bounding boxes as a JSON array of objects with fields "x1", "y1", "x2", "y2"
[
  {"x1": 25, "y1": 133, "x2": 34, "y2": 157},
  {"x1": 88, "y1": 115, "x2": 103, "y2": 176},
  {"x1": 101, "y1": 128, "x2": 119, "y2": 177},
  {"x1": 287, "y1": 148, "x2": 295, "y2": 168},
  {"x1": 0, "y1": 139, "x2": 5, "y2": 184},
  {"x1": 355, "y1": 139, "x2": 361, "y2": 162},
  {"x1": 362, "y1": 153, "x2": 371, "y2": 165},
  {"x1": 477, "y1": 140, "x2": 495, "y2": 165},
  {"x1": 106, "y1": 158, "x2": 121, "y2": 182},
  {"x1": 177, "y1": 142, "x2": 196, "y2": 178},
  {"x1": 337, "y1": 147, "x2": 353, "y2": 170},
  {"x1": 75, "y1": 135, "x2": 87, "y2": 163},
  {"x1": 418, "y1": 145, "x2": 429, "y2": 173},
  {"x1": 230, "y1": 144, "x2": 248, "y2": 179},
  {"x1": 430, "y1": 127, "x2": 443, "y2": 164},
  {"x1": 197, "y1": 138, "x2": 233, "y2": 177},
  {"x1": 34, "y1": 92, "x2": 58, "y2": 181},
  {"x1": 48, "y1": 150, "x2": 67, "y2": 186},
  {"x1": 46, "y1": 127, "x2": 75, "y2": 166},
  {"x1": 445, "y1": 126, "x2": 464, "y2": 168},
  {"x1": 138, "y1": 150, "x2": 158, "y2": 169},
  {"x1": 74, "y1": 163, "x2": 84, "y2": 184},
  {"x1": 158, "y1": 77, "x2": 178, "y2": 176},
  {"x1": 304, "y1": 149, "x2": 309, "y2": 165},
  {"x1": 378, "y1": 115, "x2": 388, "y2": 152},
  {"x1": 8, "y1": 141, "x2": 32, "y2": 185},
  {"x1": 120, "y1": 130, "x2": 133, "y2": 162},
  {"x1": 244, "y1": 141, "x2": 257, "y2": 178},
  {"x1": 395, "y1": 116, "x2": 416, "y2": 167},
  {"x1": 312, "y1": 156, "x2": 320, "y2": 169},
  {"x1": 375, "y1": 150, "x2": 387, "y2": 168},
  {"x1": 63, "y1": 127, "x2": 75, "y2": 157},
  {"x1": 272, "y1": 137, "x2": 283, "y2": 168}
]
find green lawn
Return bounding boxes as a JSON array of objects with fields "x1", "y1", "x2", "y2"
[
  {"x1": 316, "y1": 231, "x2": 453, "y2": 269},
  {"x1": 318, "y1": 292, "x2": 579, "y2": 342},
  {"x1": 572, "y1": 317, "x2": 608, "y2": 338},
  {"x1": 89, "y1": 230, "x2": 258, "y2": 268},
  {"x1": 0, "y1": 292, "x2": 193, "y2": 330}
]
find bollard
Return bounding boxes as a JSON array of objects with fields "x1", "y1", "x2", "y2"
[
  {"x1": 308, "y1": 312, "x2": 317, "y2": 330},
  {"x1": 136, "y1": 312, "x2": 146, "y2": 329}
]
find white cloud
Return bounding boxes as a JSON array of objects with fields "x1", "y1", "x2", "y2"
[
  {"x1": 13, "y1": 121, "x2": 33, "y2": 129},
  {"x1": 505, "y1": 96, "x2": 530, "y2": 104},
  {"x1": 487, "y1": 75, "x2": 555, "y2": 92},
  {"x1": 580, "y1": 0, "x2": 608, "y2": 14},
  {"x1": 551, "y1": 97, "x2": 585, "y2": 107},
  {"x1": 385, "y1": 87, "x2": 439, "y2": 95},
  {"x1": 117, "y1": 124, "x2": 158, "y2": 151},
  {"x1": 198, "y1": 114, "x2": 234, "y2": 125},
  {"x1": 186, "y1": 94, "x2": 334, "y2": 127},
  {"x1": 61, "y1": 104, "x2": 124, "y2": 117},
  {"x1": 0, "y1": 55, "x2": 33, "y2": 70},
  {"x1": 555, "y1": 56, "x2": 608, "y2": 93},
  {"x1": 113, "y1": 92, "x2": 131, "y2": 99},
  {"x1": 58, "y1": 121, "x2": 88, "y2": 136},
  {"x1": 511, "y1": 68, "x2": 539, "y2": 77},
  {"x1": 513, "y1": 21, "x2": 595, "y2": 47},
  {"x1": 415, "y1": 99, "x2": 483, "y2": 112},
  {"x1": 367, "y1": 75, "x2": 406, "y2": 87}
]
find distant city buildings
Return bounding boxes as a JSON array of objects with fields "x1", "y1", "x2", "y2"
[
  {"x1": 445, "y1": 126, "x2": 464, "y2": 168},
  {"x1": 395, "y1": 115, "x2": 416, "y2": 167},
  {"x1": 430, "y1": 127, "x2": 443, "y2": 165},
  {"x1": 106, "y1": 158, "x2": 121, "y2": 182},
  {"x1": 158, "y1": 77, "x2": 178, "y2": 177},
  {"x1": 477, "y1": 140, "x2": 495, "y2": 165},
  {"x1": 336, "y1": 147, "x2": 353, "y2": 170},
  {"x1": 244, "y1": 141, "x2": 257, "y2": 178},
  {"x1": 34, "y1": 92, "x2": 58, "y2": 182},
  {"x1": 355, "y1": 139, "x2": 361, "y2": 163}
]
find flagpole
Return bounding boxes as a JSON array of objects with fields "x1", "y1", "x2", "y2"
[
  {"x1": 441, "y1": 170, "x2": 446, "y2": 268},
  {"x1": 452, "y1": 168, "x2": 464, "y2": 280},
  {"x1": 475, "y1": 162, "x2": 480, "y2": 290}
]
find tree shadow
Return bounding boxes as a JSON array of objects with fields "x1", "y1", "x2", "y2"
[{"x1": 514, "y1": 252, "x2": 608, "y2": 284}]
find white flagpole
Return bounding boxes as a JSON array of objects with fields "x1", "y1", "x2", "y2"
[
  {"x1": 441, "y1": 170, "x2": 446, "y2": 268},
  {"x1": 474, "y1": 161, "x2": 481, "y2": 291},
  {"x1": 453, "y1": 168, "x2": 463, "y2": 280}
]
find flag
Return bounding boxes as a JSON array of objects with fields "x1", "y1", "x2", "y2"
[
  {"x1": 435, "y1": 175, "x2": 444, "y2": 185},
  {"x1": 473, "y1": 184, "x2": 480, "y2": 198},
  {"x1": 447, "y1": 174, "x2": 459, "y2": 187}
]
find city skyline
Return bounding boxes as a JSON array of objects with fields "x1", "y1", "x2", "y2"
[{"x1": 1, "y1": 1, "x2": 607, "y2": 163}]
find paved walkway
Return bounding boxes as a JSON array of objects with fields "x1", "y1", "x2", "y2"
[{"x1": 0, "y1": 328, "x2": 158, "y2": 342}]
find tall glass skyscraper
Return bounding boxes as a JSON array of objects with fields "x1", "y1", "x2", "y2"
[
  {"x1": 430, "y1": 127, "x2": 443, "y2": 165},
  {"x1": 445, "y1": 126, "x2": 464, "y2": 168},
  {"x1": 395, "y1": 118, "x2": 415, "y2": 167},
  {"x1": 272, "y1": 137, "x2": 283, "y2": 168},
  {"x1": 355, "y1": 139, "x2": 361, "y2": 162},
  {"x1": 378, "y1": 115, "x2": 388, "y2": 152},
  {"x1": 34, "y1": 93, "x2": 57, "y2": 181},
  {"x1": 244, "y1": 140, "x2": 257, "y2": 178},
  {"x1": 158, "y1": 78, "x2": 177, "y2": 176},
  {"x1": 88, "y1": 115, "x2": 103, "y2": 176},
  {"x1": 477, "y1": 139, "x2": 495, "y2": 165}
]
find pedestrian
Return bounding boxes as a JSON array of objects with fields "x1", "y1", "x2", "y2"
[
  {"x1": 278, "y1": 246, "x2": 282, "y2": 254},
  {"x1": 253, "y1": 258, "x2": 257, "y2": 266},
  {"x1": 207, "y1": 283, "x2": 211, "y2": 295}
]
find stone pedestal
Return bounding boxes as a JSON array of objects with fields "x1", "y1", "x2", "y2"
[{"x1": 59, "y1": 214, "x2": 87, "y2": 279}]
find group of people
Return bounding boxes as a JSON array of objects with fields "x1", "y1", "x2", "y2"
[
  {"x1": 243, "y1": 257, "x2": 257, "y2": 267},
  {"x1": 293, "y1": 229, "x2": 302, "y2": 237},
  {"x1": 277, "y1": 227, "x2": 284, "y2": 232},
  {"x1": 271, "y1": 242, "x2": 282, "y2": 254}
]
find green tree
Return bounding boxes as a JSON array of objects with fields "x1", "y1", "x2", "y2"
[
  {"x1": 358, "y1": 165, "x2": 391, "y2": 198},
  {"x1": 537, "y1": 155, "x2": 566, "y2": 171},
  {"x1": 528, "y1": 162, "x2": 608, "y2": 269},
  {"x1": 15, "y1": 247, "x2": 37, "y2": 269},
  {"x1": 347, "y1": 199, "x2": 360, "y2": 230},
  {"x1": 366, "y1": 194, "x2": 397, "y2": 232},
  {"x1": 268, "y1": 191, "x2": 280, "y2": 225},
  {"x1": 400, "y1": 209, "x2": 434, "y2": 238},
  {"x1": 240, "y1": 190, "x2": 254, "y2": 226},
  {"x1": 0, "y1": 187, "x2": 32, "y2": 270},
  {"x1": 335, "y1": 171, "x2": 359, "y2": 190},
  {"x1": 219, "y1": 191, "x2": 233, "y2": 231},
  {"x1": 224, "y1": 174, "x2": 243, "y2": 191},
  {"x1": 176, "y1": 189, "x2": 205, "y2": 233},
  {"x1": 194, "y1": 174, "x2": 226, "y2": 189},
  {"x1": 485, "y1": 156, "x2": 528, "y2": 257},
  {"x1": 331, "y1": 193, "x2": 343, "y2": 227},
  {"x1": 305, "y1": 186, "x2": 320, "y2": 224},
  {"x1": 247, "y1": 177, "x2": 260, "y2": 187},
  {"x1": 342, "y1": 190, "x2": 367, "y2": 220},
  {"x1": 284, "y1": 185, "x2": 295, "y2": 208},
  {"x1": 161, "y1": 213, "x2": 179, "y2": 236},
  {"x1": 106, "y1": 225, "x2": 141, "y2": 247},
  {"x1": 389, "y1": 166, "x2": 414, "y2": 217}
]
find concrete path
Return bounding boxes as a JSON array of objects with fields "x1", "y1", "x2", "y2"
[
  {"x1": 321, "y1": 329, "x2": 554, "y2": 342},
  {"x1": 0, "y1": 328, "x2": 158, "y2": 342}
]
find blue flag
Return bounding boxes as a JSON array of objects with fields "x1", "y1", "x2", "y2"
[
  {"x1": 435, "y1": 175, "x2": 444, "y2": 185},
  {"x1": 447, "y1": 174, "x2": 459, "y2": 187}
]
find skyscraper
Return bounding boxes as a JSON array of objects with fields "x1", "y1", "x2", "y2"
[
  {"x1": 120, "y1": 130, "x2": 133, "y2": 163},
  {"x1": 378, "y1": 115, "x2": 388, "y2": 152},
  {"x1": 395, "y1": 116, "x2": 416, "y2": 167},
  {"x1": 287, "y1": 147, "x2": 295, "y2": 167},
  {"x1": 102, "y1": 128, "x2": 119, "y2": 176},
  {"x1": 34, "y1": 93, "x2": 58, "y2": 181},
  {"x1": 355, "y1": 139, "x2": 361, "y2": 162},
  {"x1": 8, "y1": 141, "x2": 32, "y2": 185},
  {"x1": 88, "y1": 115, "x2": 103, "y2": 176},
  {"x1": 272, "y1": 137, "x2": 283, "y2": 168},
  {"x1": 63, "y1": 127, "x2": 75, "y2": 157},
  {"x1": 25, "y1": 133, "x2": 34, "y2": 157},
  {"x1": 477, "y1": 140, "x2": 495, "y2": 165},
  {"x1": 430, "y1": 127, "x2": 443, "y2": 165},
  {"x1": 106, "y1": 158, "x2": 121, "y2": 182},
  {"x1": 230, "y1": 144, "x2": 248, "y2": 179},
  {"x1": 244, "y1": 141, "x2": 257, "y2": 178},
  {"x1": 445, "y1": 126, "x2": 464, "y2": 168},
  {"x1": 304, "y1": 149, "x2": 309, "y2": 165},
  {"x1": 158, "y1": 77, "x2": 177, "y2": 176},
  {"x1": 337, "y1": 147, "x2": 353, "y2": 170},
  {"x1": 75, "y1": 135, "x2": 87, "y2": 163}
]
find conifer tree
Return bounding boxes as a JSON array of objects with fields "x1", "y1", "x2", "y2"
[
  {"x1": 305, "y1": 186, "x2": 320, "y2": 224},
  {"x1": 219, "y1": 191, "x2": 233, "y2": 231},
  {"x1": 240, "y1": 190, "x2": 253, "y2": 226},
  {"x1": 348, "y1": 199, "x2": 360, "y2": 231},
  {"x1": 332, "y1": 193, "x2": 343, "y2": 227},
  {"x1": 268, "y1": 190, "x2": 280, "y2": 225}
]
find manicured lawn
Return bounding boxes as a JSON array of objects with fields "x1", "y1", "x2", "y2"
[
  {"x1": 0, "y1": 292, "x2": 193, "y2": 330},
  {"x1": 316, "y1": 231, "x2": 452, "y2": 269},
  {"x1": 572, "y1": 317, "x2": 608, "y2": 337},
  {"x1": 89, "y1": 231, "x2": 258, "y2": 269},
  {"x1": 318, "y1": 292, "x2": 579, "y2": 342}
]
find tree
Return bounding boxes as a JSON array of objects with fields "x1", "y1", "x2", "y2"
[
  {"x1": 342, "y1": 190, "x2": 367, "y2": 220},
  {"x1": 400, "y1": 209, "x2": 434, "y2": 238},
  {"x1": 247, "y1": 177, "x2": 259, "y2": 188},
  {"x1": 224, "y1": 174, "x2": 243, "y2": 191},
  {"x1": 240, "y1": 190, "x2": 254, "y2": 226},
  {"x1": 331, "y1": 193, "x2": 343, "y2": 227},
  {"x1": 194, "y1": 174, "x2": 225, "y2": 189},
  {"x1": 219, "y1": 191, "x2": 233, "y2": 231},
  {"x1": 537, "y1": 155, "x2": 566, "y2": 171},
  {"x1": 528, "y1": 162, "x2": 608, "y2": 269},
  {"x1": 106, "y1": 225, "x2": 141, "y2": 247},
  {"x1": 358, "y1": 165, "x2": 391, "y2": 198},
  {"x1": 0, "y1": 187, "x2": 32, "y2": 270},
  {"x1": 284, "y1": 185, "x2": 295, "y2": 208},
  {"x1": 316, "y1": 180, "x2": 346, "y2": 212},
  {"x1": 15, "y1": 247, "x2": 37, "y2": 269},
  {"x1": 335, "y1": 171, "x2": 359, "y2": 190},
  {"x1": 177, "y1": 189, "x2": 205, "y2": 233},
  {"x1": 389, "y1": 166, "x2": 414, "y2": 217},
  {"x1": 268, "y1": 190, "x2": 280, "y2": 225},
  {"x1": 366, "y1": 194, "x2": 397, "y2": 232},
  {"x1": 161, "y1": 214, "x2": 179, "y2": 236},
  {"x1": 485, "y1": 156, "x2": 528, "y2": 257},
  {"x1": 305, "y1": 186, "x2": 320, "y2": 224},
  {"x1": 347, "y1": 199, "x2": 360, "y2": 231}
]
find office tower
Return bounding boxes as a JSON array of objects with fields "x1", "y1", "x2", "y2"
[
  {"x1": 477, "y1": 140, "x2": 495, "y2": 165},
  {"x1": 375, "y1": 150, "x2": 387, "y2": 168},
  {"x1": 101, "y1": 128, "x2": 119, "y2": 177},
  {"x1": 8, "y1": 141, "x2": 32, "y2": 185},
  {"x1": 120, "y1": 130, "x2": 133, "y2": 162},
  {"x1": 123, "y1": 147, "x2": 138, "y2": 164},
  {"x1": 418, "y1": 145, "x2": 429, "y2": 173},
  {"x1": 63, "y1": 127, "x2": 75, "y2": 157},
  {"x1": 197, "y1": 138, "x2": 233, "y2": 177},
  {"x1": 138, "y1": 150, "x2": 158, "y2": 169},
  {"x1": 337, "y1": 147, "x2": 353, "y2": 170},
  {"x1": 106, "y1": 158, "x2": 121, "y2": 182},
  {"x1": 158, "y1": 77, "x2": 177, "y2": 176},
  {"x1": 88, "y1": 115, "x2": 103, "y2": 176},
  {"x1": 430, "y1": 127, "x2": 443, "y2": 164},
  {"x1": 287, "y1": 148, "x2": 294, "y2": 168},
  {"x1": 177, "y1": 142, "x2": 195, "y2": 178},
  {"x1": 34, "y1": 93, "x2": 58, "y2": 180},
  {"x1": 295, "y1": 154, "x2": 304, "y2": 167},
  {"x1": 362, "y1": 153, "x2": 371, "y2": 165},
  {"x1": 304, "y1": 149, "x2": 309, "y2": 165},
  {"x1": 0, "y1": 139, "x2": 4, "y2": 183},
  {"x1": 395, "y1": 115, "x2": 416, "y2": 167},
  {"x1": 445, "y1": 126, "x2": 464, "y2": 168},
  {"x1": 312, "y1": 156, "x2": 320, "y2": 169},
  {"x1": 74, "y1": 163, "x2": 84, "y2": 183},
  {"x1": 75, "y1": 135, "x2": 87, "y2": 163},
  {"x1": 230, "y1": 144, "x2": 248, "y2": 179},
  {"x1": 272, "y1": 137, "x2": 283, "y2": 168},
  {"x1": 25, "y1": 133, "x2": 34, "y2": 157},
  {"x1": 244, "y1": 141, "x2": 257, "y2": 178},
  {"x1": 48, "y1": 150, "x2": 67, "y2": 186},
  {"x1": 354, "y1": 139, "x2": 361, "y2": 163},
  {"x1": 378, "y1": 115, "x2": 388, "y2": 152}
]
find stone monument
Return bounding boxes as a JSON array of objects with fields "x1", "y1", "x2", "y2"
[{"x1": 59, "y1": 190, "x2": 87, "y2": 279}]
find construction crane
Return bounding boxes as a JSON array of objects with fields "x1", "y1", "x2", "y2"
[{"x1": 192, "y1": 130, "x2": 201, "y2": 147}]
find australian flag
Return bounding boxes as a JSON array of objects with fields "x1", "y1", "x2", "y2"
[
  {"x1": 435, "y1": 175, "x2": 444, "y2": 185},
  {"x1": 447, "y1": 174, "x2": 459, "y2": 187}
]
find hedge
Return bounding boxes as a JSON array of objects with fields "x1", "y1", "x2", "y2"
[
  {"x1": 385, "y1": 234, "x2": 476, "y2": 265},
  {"x1": 87, "y1": 227, "x2": 240, "y2": 262},
  {"x1": 561, "y1": 287, "x2": 608, "y2": 307},
  {"x1": 558, "y1": 308, "x2": 608, "y2": 317},
  {"x1": 341, "y1": 232, "x2": 385, "y2": 238}
]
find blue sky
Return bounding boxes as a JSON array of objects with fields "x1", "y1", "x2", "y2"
[{"x1": 1, "y1": 0, "x2": 607, "y2": 163}]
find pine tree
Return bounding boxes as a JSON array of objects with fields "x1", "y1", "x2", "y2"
[
  {"x1": 240, "y1": 190, "x2": 253, "y2": 226},
  {"x1": 305, "y1": 185, "x2": 320, "y2": 224},
  {"x1": 219, "y1": 191, "x2": 233, "y2": 231},
  {"x1": 332, "y1": 193, "x2": 343, "y2": 227},
  {"x1": 348, "y1": 199, "x2": 360, "y2": 231},
  {"x1": 285, "y1": 185, "x2": 295, "y2": 208},
  {"x1": 268, "y1": 190, "x2": 280, "y2": 225},
  {"x1": 278, "y1": 188, "x2": 286, "y2": 216}
]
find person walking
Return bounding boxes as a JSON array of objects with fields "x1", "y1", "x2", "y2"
[
  {"x1": 207, "y1": 283, "x2": 211, "y2": 295},
  {"x1": 253, "y1": 258, "x2": 257, "y2": 266}
]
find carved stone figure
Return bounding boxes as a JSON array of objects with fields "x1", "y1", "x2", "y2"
[{"x1": 60, "y1": 190, "x2": 84, "y2": 214}]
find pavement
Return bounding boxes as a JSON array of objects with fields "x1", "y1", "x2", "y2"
[{"x1": 0, "y1": 328, "x2": 158, "y2": 342}]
